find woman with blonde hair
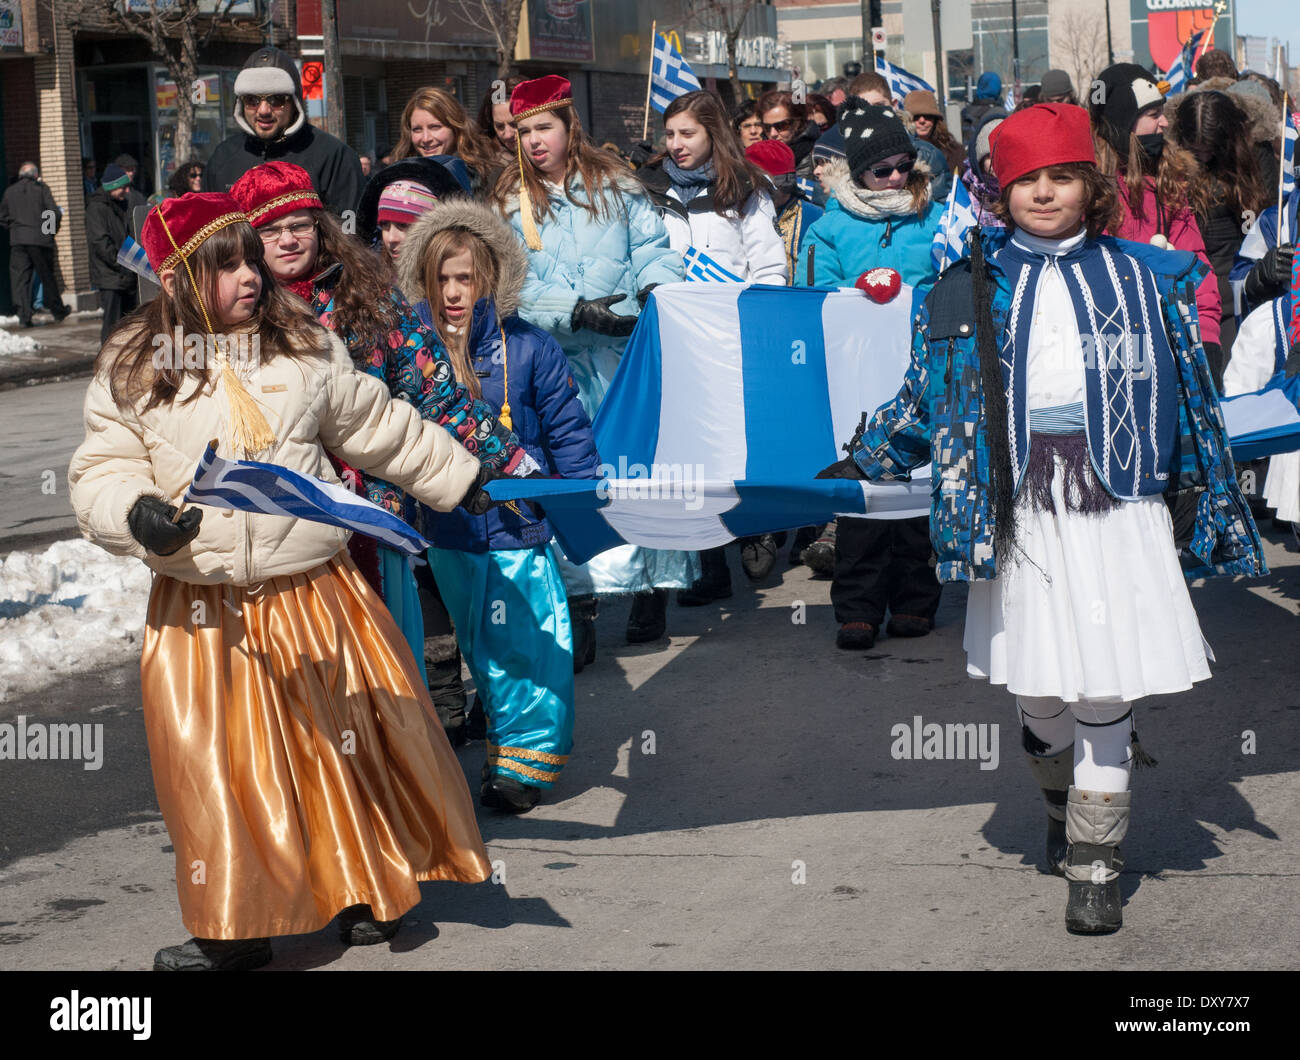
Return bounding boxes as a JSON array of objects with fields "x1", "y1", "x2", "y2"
[{"x1": 394, "y1": 86, "x2": 497, "y2": 193}]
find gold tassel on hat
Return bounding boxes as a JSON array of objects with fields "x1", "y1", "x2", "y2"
[
  {"x1": 157, "y1": 204, "x2": 276, "y2": 456},
  {"x1": 515, "y1": 132, "x2": 544, "y2": 252}
]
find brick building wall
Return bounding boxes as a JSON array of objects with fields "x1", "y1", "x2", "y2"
[
  {"x1": 2, "y1": 60, "x2": 40, "y2": 177},
  {"x1": 38, "y1": 19, "x2": 92, "y2": 302},
  {"x1": 585, "y1": 71, "x2": 650, "y2": 149}
]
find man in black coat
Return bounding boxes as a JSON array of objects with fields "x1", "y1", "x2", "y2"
[
  {"x1": 202, "y1": 46, "x2": 363, "y2": 217},
  {"x1": 0, "y1": 162, "x2": 70, "y2": 328},
  {"x1": 86, "y1": 164, "x2": 139, "y2": 343}
]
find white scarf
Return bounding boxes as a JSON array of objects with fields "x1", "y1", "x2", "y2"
[{"x1": 823, "y1": 158, "x2": 931, "y2": 220}]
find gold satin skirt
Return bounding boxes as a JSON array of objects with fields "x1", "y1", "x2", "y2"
[{"x1": 140, "y1": 554, "x2": 491, "y2": 940}]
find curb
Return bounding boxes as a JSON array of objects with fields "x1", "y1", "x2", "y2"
[{"x1": 0, "y1": 356, "x2": 96, "y2": 391}]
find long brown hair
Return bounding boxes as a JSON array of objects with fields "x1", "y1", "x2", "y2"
[
  {"x1": 97, "y1": 223, "x2": 323, "y2": 413},
  {"x1": 394, "y1": 87, "x2": 496, "y2": 176},
  {"x1": 311, "y1": 208, "x2": 402, "y2": 360},
  {"x1": 923, "y1": 116, "x2": 965, "y2": 172},
  {"x1": 475, "y1": 75, "x2": 526, "y2": 158},
  {"x1": 652, "y1": 91, "x2": 770, "y2": 213},
  {"x1": 1171, "y1": 90, "x2": 1268, "y2": 220},
  {"x1": 418, "y1": 227, "x2": 500, "y2": 401},
  {"x1": 493, "y1": 104, "x2": 634, "y2": 224},
  {"x1": 1092, "y1": 128, "x2": 1212, "y2": 227},
  {"x1": 992, "y1": 162, "x2": 1122, "y2": 239}
]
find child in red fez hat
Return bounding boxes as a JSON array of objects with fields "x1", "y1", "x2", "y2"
[
  {"x1": 822, "y1": 102, "x2": 1265, "y2": 935},
  {"x1": 68, "y1": 191, "x2": 514, "y2": 969},
  {"x1": 231, "y1": 162, "x2": 536, "y2": 743},
  {"x1": 493, "y1": 75, "x2": 695, "y2": 647}
]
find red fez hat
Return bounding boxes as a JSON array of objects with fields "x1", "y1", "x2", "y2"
[
  {"x1": 141, "y1": 192, "x2": 250, "y2": 274},
  {"x1": 989, "y1": 103, "x2": 1095, "y2": 188},
  {"x1": 746, "y1": 139, "x2": 796, "y2": 177},
  {"x1": 510, "y1": 75, "x2": 573, "y2": 122},
  {"x1": 229, "y1": 161, "x2": 322, "y2": 227}
]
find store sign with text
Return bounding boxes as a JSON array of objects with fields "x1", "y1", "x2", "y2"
[
  {"x1": 1128, "y1": 0, "x2": 1234, "y2": 73},
  {"x1": 0, "y1": 0, "x2": 23, "y2": 50}
]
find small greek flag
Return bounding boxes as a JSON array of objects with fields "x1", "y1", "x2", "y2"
[
  {"x1": 1282, "y1": 112, "x2": 1297, "y2": 199},
  {"x1": 1164, "y1": 28, "x2": 1207, "y2": 97},
  {"x1": 682, "y1": 246, "x2": 744, "y2": 283},
  {"x1": 651, "y1": 32, "x2": 702, "y2": 114},
  {"x1": 796, "y1": 175, "x2": 817, "y2": 201},
  {"x1": 183, "y1": 441, "x2": 431, "y2": 556},
  {"x1": 874, "y1": 56, "x2": 934, "y2": 107},
  {"x1": 930, "y1": 177, "x2": 977, "y2": 273},
  {"x1": 116, "y1": 235, "x2": 156, "y2": 283}
]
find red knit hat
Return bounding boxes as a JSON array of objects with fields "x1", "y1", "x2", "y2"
[
  {"x1": 989, "y1": 103, "x2": 1095, "y2": 188},
  {"x1": 510, "y1": 75, "x2": 573, "y2": 121},
  {"x1": 228, "y1": 161, "x2": 322, "y2": 228},
  {"x1": 746, "y1": 140, "x2": 796, "y2": 177},
  {"x1": 141, "y1": 192, "x2": 250, "y2": 274}
]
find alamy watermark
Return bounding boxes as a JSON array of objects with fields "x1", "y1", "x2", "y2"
[
  {"x1": 151, "y1": 327, "x2": 260, "y2": 370},
  {"x1": 596, "y1": 455, "x2": 706, "y2": 511},
  {"x1": 890, "y1": 714, "x2": 999, "y2": 771},
  {"x1": 0, "y1": 715, "x2": 104, "y2": 770}
]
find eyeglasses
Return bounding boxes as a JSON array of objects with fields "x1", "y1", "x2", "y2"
[
  {"x1": 762, "y1": 118, "x2": 797, "y2": 134},
  {"x1": 241, "y1": 93, "x2": 293, "y2": 110},
  {"x1": 869, "y1": 158, "x2": 915, "y2": 179},
  {"x1": 258, "y1": 220, "x2": 316, "y2": 243}
]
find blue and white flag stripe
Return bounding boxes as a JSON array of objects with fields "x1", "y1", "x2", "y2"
[
  {"x1": 183, "y1": 441, "x2": 432, "y2": 556},
  {"x1": 1164, "y1": 28, "x2": 1206, "y2": 96},
  {"x1": 116, "y1": 235, "x2": 157, "y2": 283},
  {"x1": 682, "y1": 245, "x2": 744, "y2": 283},
  {"x1": 650, "y1": 32, "x2": 702, "y2": 114},
  {"x1": 1280, "y1": 114, "x2": 1297, "y2": 243},
  {"x1": 875, "y1": 55, "x2": 934, "y2": 106},
  {"x1": 931, "y1": 176, "x2": 976, "y2": 272}
]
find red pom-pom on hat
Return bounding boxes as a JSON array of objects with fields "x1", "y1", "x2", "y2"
[
  {"x1": 229, "y1": 161, "x2": 322, "y2": 228},
  {"x1": 746, "y1": 140, "x2": 796, "y2": 177},
  {"x1": 510, "y1": 75, "x2": 573, "y2": 121},
  {"x1": 141, "y1": 192, "x2": 250, "y2": 274},
  {"x1": 989, "y1": 103, "x2": 1095, "y2": 188},
  {"x1": 854, "y1": 267, "x2": 902, "y2": 303}
]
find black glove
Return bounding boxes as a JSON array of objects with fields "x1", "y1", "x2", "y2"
[
  {"x1": 628, "y1": 140, "x2": 656, "y2": 168},
  {"x1": 128, "y1": 495, "x2": 203, "y2": 555},
  {"x1": 637, "y1": 283, "x2": 658, "y2": 308},
  {"x1": 1243, "y1": 244, "x2": 1295, "y2": 306},
  {"x1": 459, "y1": 464, "x2": 508, "y2": 516},
  {"x1": 815, "y1": 457, "x2": 866, "y2": 480},
  {"x1": 571, "y1": 294, "x2": 637, "y2": 337}
]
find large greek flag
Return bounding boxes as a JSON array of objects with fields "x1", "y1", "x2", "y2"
[
  {"x1": 931, "y1": 177, "x2": 977, "y2": 273},
  {"x1": 1164, "y1": 28, "x2": 1207, "y2": 96},
  {"x1": 651, "y1": 32, "x2": 702, "y2": 114},
  {"x1": 875, "y1": 56, "x2": 934, "y2": 106},
  {"x1": 485, "y1": 283, "x2": 932, "y2": 565},
  {"x1": 183, "y1": 441, "x2": 432, "y2": 556}
]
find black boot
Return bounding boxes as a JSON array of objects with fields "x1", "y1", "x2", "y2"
[
  {"x1": 1023, "y1": 746, "x2": 1072, "y2": 876},
  {"x1": 677, "y1": 547, "x2": 733, "y2": 606},
  {"x1": 336, "y1": 903, "x2": 402, "y2": 946},
  {"x1": 425, "y1": 635, "x2": 467, "y2": 747},
  {"x1": 481, "y1": 768, "x2": 543, "y2": 813},
  {"x1": 626, "y1": 588, "x2": 668, "y2": 643},
  {"x1": 465, "y1": 695, "x2": 487, "y2": 740},
  {"x1": 1064, "y1": 787, "x2": 1129, "y2": 934},
  {"x1": 568, "y1": 594, "x2": 598, "y2": 673},
  {"x1": 153, "y1": 936, "x2": 272, "y2": 971}
]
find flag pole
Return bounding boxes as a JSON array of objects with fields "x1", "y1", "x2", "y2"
[
  {"x1": 1195, "y1": 4, "x2": 1222, "y2": 64},
  {"x1": 642, "y1": 20, "x2": 657, "y2": 142}
]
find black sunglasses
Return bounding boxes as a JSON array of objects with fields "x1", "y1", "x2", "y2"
[
  {"x1": 869, "y1": 158, "x2": 915, "y2": 179},
  {"x1": 241, "y1": 93, "x2": 293, "y2": 109},
  {"x1": 762, "y1": 118, "x2": 798, "y2": 134}
]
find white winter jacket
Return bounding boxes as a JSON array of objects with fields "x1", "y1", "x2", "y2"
[
  {"x1": 68, "y1": 328, "x2": 480, "y2": 586},
  {"x1": 659, "y1": 182, "x2": 789, "y2": 284}
]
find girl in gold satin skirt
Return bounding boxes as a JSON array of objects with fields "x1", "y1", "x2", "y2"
[{"x1": 68, "y1": 192, "x2": 503, "y2": 970}]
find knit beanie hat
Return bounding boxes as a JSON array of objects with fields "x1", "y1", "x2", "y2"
[
  {"x1": 972, "y1": 110, "x2": 1008, "y2": 171},
  {"x1": 1090, "y1": 63, "x2": 1165, "y2": 154},
  {"x1": 839, "y1": 103, "x2": 916, "y2": 183},
  {"x1": 976, "y1": 72, "x2": 1003, "y2": 101},
  {"x1": 746, "y1": 140, "x2": 796, "y2": 177},
  {"x1": 101, "y1": 164, "x2": 131, "y2": 191},
  {"x1": 377, "y1": 180, "x2": 438, "y2": 225},
  {"x1": 1039, "y1": 69, "x2": 1075, "y2": 100},
  {"x1": 811, "y1": 125, "x2": 847, "y2": 162}
]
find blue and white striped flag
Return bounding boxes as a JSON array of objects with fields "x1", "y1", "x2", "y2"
[
  {"x1": 874, "y1": 55, "x2": 934, "y2": 107},
  {"x1": 650, "y1": 32, "x2": 702, "y2": 114},
  {"x1": 1281, "y1": 112, "x2": 1297, "y2": 198},
  {"x1": 484, "y1": 282, "x2": 932, "y2": 565},
  {"x1": 682, "y1": 246, "x2": 744, "y2": 283},
  {"x1": 930, "y1": 177, "x2": 977, "y2": 273},
  {"x1": 1164, "y1": 28, "x2": 1207, "y2": 96},
  {"x1": 183, "y1": 441, "x2": 431, "y2": 556},
  {"x1": 116, "y1": 235, "x2": 156, "y2": 283}
]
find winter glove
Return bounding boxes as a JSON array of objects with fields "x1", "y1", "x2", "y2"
[
  {"x1": 1243, "y1": 244, "x2": 1295, "y2": 307},
  {"x1": 637, "y1": 283, "x2": 658, "y2": 308},
  {"x1": 127, "y1": 495, "x2": 203, "y2": 556},
  {"x1": 815, "y1": 457, "x2": 867, "y2": 480},
  {"x1": 459, "y1": 465, "x2": 509, "y2": 516},
  {"x1": 571, "y1": 294, "x2": 638, "y2": 337},
  {"x1": 628, "y1": 140, "x2": 656, "y2": 168}
]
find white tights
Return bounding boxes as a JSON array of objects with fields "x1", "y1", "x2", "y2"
[{"x1": 1016, "y1": 695, "x2": 1133, "y2": 793}]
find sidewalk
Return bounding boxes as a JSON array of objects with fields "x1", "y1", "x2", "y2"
[{"x1": 0, "y1": 312, "x2": 104, "y2": 390}]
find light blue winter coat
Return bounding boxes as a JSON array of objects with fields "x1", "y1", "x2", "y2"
[
  {"x1": 504, "y1": 171, "x2": 685, "y2": 415},
  {"x1": 797, "y1": 159, "x2": 945, "y2": 295}
]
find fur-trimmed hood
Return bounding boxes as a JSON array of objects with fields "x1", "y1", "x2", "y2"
[
  {"x1": 822, "y1": 155, "x2": 932, "y2": 220},
  {"x1": 395, "y1": 195, "x2": 529, "y2": 320},
  {"x1": 1165, "y1": 76, "x2": 1281, "y2": 144}
]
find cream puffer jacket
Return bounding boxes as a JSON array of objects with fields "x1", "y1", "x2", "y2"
[{"x1": 68, "y1": 329, "x2": 480, "y2": 586}]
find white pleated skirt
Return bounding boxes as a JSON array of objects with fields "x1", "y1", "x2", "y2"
[
  {"x1": 963, "y1": 461, "x2": 1214, "y2": 703},
  {"x1": 1263, "y1": 451, "x2": 1300, "y2": 523}
]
